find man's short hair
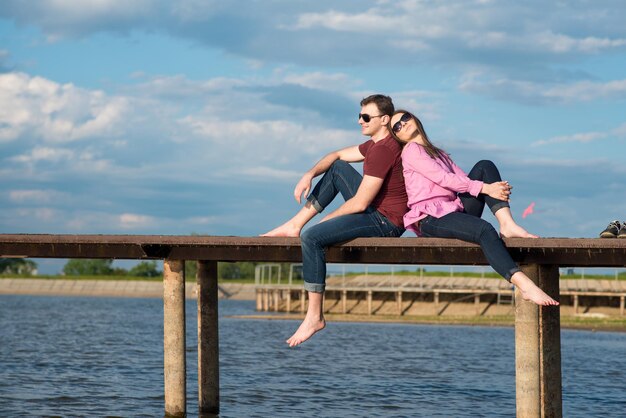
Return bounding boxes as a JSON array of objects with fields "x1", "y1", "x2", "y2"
[{"x1": 360, "y1": 94, "x2": 394, "y2": 117}]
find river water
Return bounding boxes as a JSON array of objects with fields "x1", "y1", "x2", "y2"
[{"x1": 0, "y1": 295, "x2": 624, "y2": 417}]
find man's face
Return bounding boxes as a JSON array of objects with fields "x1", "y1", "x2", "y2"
[{"x1": 358, "y1": 103, "x2": 385, "y2": 137}]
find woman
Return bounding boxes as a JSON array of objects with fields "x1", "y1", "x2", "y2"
[{"x1": 389, "y1": 110, "x2": 558, "y2": 306}]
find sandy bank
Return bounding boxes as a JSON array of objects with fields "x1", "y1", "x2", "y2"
[{"x1": 0, "y1": 278, "x2": 256, "y2": 300}]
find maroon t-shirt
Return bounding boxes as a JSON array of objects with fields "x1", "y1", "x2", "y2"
[{"x1": 358, "y1": 135, "x2": 408, "y2": 228}]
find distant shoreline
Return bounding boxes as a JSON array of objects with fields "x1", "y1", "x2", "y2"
[
  {"x1": 0, "y1": 278, "x2": 256, "y2": 300},
  {"x1": 2, "y1": 278, "x2": 624, "y2": 332}
]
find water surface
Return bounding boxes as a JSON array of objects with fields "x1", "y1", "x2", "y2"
[{"x1": 0, "y1": 295, "x2": 624, "y2": 417}]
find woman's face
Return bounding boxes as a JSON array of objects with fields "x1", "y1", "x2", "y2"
[{"x1": 390, "y1": 112, "x2": 418, "y2": 142}]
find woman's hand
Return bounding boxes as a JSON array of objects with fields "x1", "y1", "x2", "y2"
[{"x1": 482, "y1": 181, "x2": 512, "y2": 202}]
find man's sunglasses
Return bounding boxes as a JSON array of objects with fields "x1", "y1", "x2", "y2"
[
  {"x1": 358, "y1": 113, "x2": 382, "y2": 123},
  {"x1": 392, "y1": 113, "x2": 412, "y2": 133}
]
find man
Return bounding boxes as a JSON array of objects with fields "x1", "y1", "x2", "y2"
[{"x1": 262, "y1": 94, "x2": 408, "y2": 347}]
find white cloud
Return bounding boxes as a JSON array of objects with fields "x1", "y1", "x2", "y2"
[
  {"x1": 8, "y1": 189, "x2": 67, "y2": 203},
  {"x1": 239, "y1": 166, "x2": 301, "y2": 182},
  {"x1": 288, "y1": 10, "x2": 397, "y2": 33},
  {"x1": 3, "y1": 0, "x2": 626, "y2": 75},
  {"x1": 281, "y1": 71, "x2": 358, "y2": 91},
  {"x1": 532, "y1": 123, "x2": 626, "y2": 146},
  {"x1": 0, "y1": 72, "x2": 129, "y2": 143},
  {"x1": 119, "y1": 213, "x2": 156, "y2": 229},
  {"x1": 459, "y1": 74, "x2": 626, "y2": 105}
]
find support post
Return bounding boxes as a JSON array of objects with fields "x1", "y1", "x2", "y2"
[
  {"x1": 263, "y1": 289, "x2": 269, "y2": 311},
  {"x1": 538, "y1": 265, "x2": 563, "y2": 418},
  {"x1": 300, "y1": 290, "x2": 306, "y2": 314},
  {"x1": 516, "y1": 264, "x2": 562, "y2": 418},
  {"x1": 620, "y1": 296, "x2": 624, "y2": 316},
  {"x1": 397, "y1": 291, "x2": 403, "y2": 315},
  {"x1": 286, "y1": 290, "x2": 291, "y2": 312},
  {"x1": 197, "y1": 260, "x2": 220, "y2": 415},
  {"x1": 163, "y1": 259, "x2": 186, "y2": 418},
  {"x1": 256, "y1": 289, "x2": 262, "y2": 311},
  {"x1": 474, "y1": 294, "x2": 480, "y2": 315},
  {"x1": 367, "y1": 290, "x2": 373, "y2": 315},
  {"x1": 515, "y1": 264, "x2": 540, "y2": 418},
  {"x1": 342, "y1": 290, "x2": 347, "y2": 314}
]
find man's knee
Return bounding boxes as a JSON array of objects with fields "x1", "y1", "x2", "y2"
[
  {"x1": 329, "y1": 159, "x2": 350, "y2": 172},
  {"x1": 300, "y1": 228, "x2": 319, "y2": 248}
]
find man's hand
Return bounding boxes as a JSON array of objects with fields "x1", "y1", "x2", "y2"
[{"x1": 294, "y1": 173, "x2": 314, "y2": 204}]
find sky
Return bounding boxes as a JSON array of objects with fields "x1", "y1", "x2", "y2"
[{"x1": 1, "y1": 1, "x2": 625, "y2": 274}]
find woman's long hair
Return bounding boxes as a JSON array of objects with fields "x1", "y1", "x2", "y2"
[{"x1": 389, "y1": 110, "x2": 452, "y2": 167}]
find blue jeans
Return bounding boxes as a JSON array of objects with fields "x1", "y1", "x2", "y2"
[
  {"x1": 419, "y1": 160, "x2": 521, "y2": 281},
  {"x1": 302, "y1": 160, "x2": 405, "y2": 292}
]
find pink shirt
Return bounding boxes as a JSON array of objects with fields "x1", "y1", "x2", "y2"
[{"x1": 401, "y1": 142, "x2": 483, "y2": 235}]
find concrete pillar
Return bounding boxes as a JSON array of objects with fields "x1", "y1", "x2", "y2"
[
  {"x1": 367, "y1": 290, "x2": 373, "y2": 315},
  {"x1": 474, "y1": 294, "x2": 480, "y2": 315},
  {"x1": 515, "y1": 265, "x2": 540, "y2": 418},
  {"x1": 434, "y1": 292, "x2": 439, "y2": 307},
  {"x1": 197, "y1": 261, "x2": 219, "y2": 415},
  {"x1": 274, "y1": 290, "x2": 279, "y2": 312},
  {"x1": 397, "y1": 291, "x2": 403, "y2": 316},
  {"x1": 538, "y1": 265, "x2": 563, "y2": 418},
  {"x1": 516, "y1": 264, "x2": 563, "y2": 418},
  {"x1": 263, "y1": 289, "x2": 269, "y2": 311},
  {"x1": 286, "y1": 290, "x2": 291, "y2": 313},
  {"x1": 163, "y1": 259, "x2": 186, "y2": 418},
  {"x1": 573, "y1": 294, "x2": 579, "y2": 314},
  {"x1": 256, "y1": 289, "x2": 262, "y2": 311},
  {"x1": 342, "y1": 290, "x2": 347, "y2": 314},
  {"x1": 620, "y1": 296, "x2": 624, "y2": 316}
]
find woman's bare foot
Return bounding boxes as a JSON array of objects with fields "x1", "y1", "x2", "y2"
[
  {"x1": 286, "y1": 315, "x2": 326, "y2": 347},
  {"x1": 511, "y1": 273, "x2": 559, "y2": 306},
  {"x1": 500, "y1": 223, "x2": 539, "y2": 238},
  {"x1": 260, "y1": 222, "x2": 301, "y2": 237}
]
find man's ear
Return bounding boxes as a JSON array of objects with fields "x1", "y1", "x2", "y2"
[{"x1": 381, "y1": 114, "x2": 390, "y2": 125}]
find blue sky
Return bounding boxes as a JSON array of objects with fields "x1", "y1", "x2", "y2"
[{"x1": 1, "y1": 1, "x2": 625, "y2": 273}]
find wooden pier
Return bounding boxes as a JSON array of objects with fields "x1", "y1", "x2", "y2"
[
  {"x1": 255, "y1": 275, "x2": 626, "y2": 317},
  {"x1": 2, "y1": 234, "x2": 626, "y2": 417}
]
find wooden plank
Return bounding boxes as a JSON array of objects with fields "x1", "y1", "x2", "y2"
[{"x1": 2, "y1": 234, "x2": 626, "y2": 266}]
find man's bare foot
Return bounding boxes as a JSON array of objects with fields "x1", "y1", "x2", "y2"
[
  {"x1": 511, "y1": 274, "x2": 559, "y2": 306},
  {"x1": 500, "y1": 223, "x2": 539, "y2": 238},
  {"x1": 286, "y1": 316, "x2": 326, "y2": 347},
  {"x1": 260, "y1": 222, "x2": 301, "y2": 237}
]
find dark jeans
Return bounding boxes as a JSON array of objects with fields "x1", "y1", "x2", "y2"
[
  {"x1": 419, "y1": 160, "x2": 521, "y2": 281},
  {"x1": 302, "y1": 160, "x2": 405, "y2": 292}
]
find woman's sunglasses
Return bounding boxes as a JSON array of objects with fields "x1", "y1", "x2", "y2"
[
  {"x1": 392, "y1": 113, "x2": 412, "y2": 133},
  {"x1": 358, "y1": 113, "x2": 382, "y2": 123}
]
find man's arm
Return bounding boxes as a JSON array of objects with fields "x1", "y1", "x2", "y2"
[
  {"x1": 294, "y1": 145, "x2": 364, "y2": 203},
  {"x1": 319, "y1": 174, "x2": 383, "y2": 222}
]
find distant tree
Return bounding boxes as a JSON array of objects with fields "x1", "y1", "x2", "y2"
[
  {"x1": 63, "y1": 259, "x2": 114, "y2": 276},
  {"x1": 219, "y1": 262, "x2": 257, "y2": 279},
  {"x1": 0, "y1": 258, "x2": 38, "y2": 275},
  {"x1": 129, "y1": 261, "x2": 161, "y2": 277}
]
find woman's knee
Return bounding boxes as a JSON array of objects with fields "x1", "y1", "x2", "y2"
[
  {"x1": 477, "y1": 221, "x2": 499, "y2": 241},
  {"x1": 476, "y1": 159, "x2": 497, "y2": 171}
]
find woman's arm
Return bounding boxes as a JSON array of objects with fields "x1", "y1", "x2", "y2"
[{"x1": 402, "y1": 143, "x2": 483, "y2": 195}]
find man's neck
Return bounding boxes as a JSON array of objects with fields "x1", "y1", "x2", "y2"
[{"x1": 370, "y1": 129, "x2": 390, "y2": 142}]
